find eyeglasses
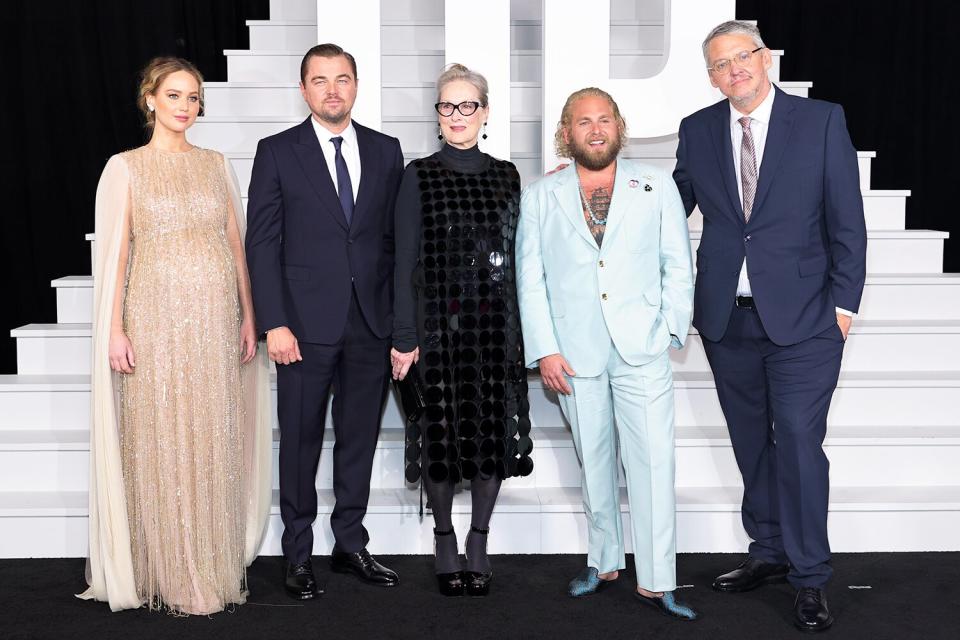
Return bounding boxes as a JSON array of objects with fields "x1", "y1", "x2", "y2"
[
  {"x1": 707, "y1": 47, "x2": 765, "y2": 75},
  {"x1": 435, "y1": 101, "x2": 484, "y2": 117}
]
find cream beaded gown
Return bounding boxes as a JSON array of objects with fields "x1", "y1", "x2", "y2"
[{"x1": 80, "y1": 146, "x2": 272, "y2": 614}]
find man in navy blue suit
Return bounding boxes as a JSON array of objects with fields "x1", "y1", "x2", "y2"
[
  {"x1": 673, "y1": 21, "x2": 867, "y2": 632},
  {"x1": 245, "y1": 43, "x2": 404, "y2": 599}
]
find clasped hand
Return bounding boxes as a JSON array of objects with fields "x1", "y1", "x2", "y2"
[{"x1": 391, "y1": 347, "x2": 419, "y2": 380}]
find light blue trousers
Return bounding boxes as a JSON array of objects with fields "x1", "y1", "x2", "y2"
[{"x1": 558, "y1": 341, "x2": 678, "y2": 592}]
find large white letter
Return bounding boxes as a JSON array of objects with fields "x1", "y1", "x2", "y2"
[
  {"x1": 542, "y1": 0, "x2": 734, "y2": 165},
  {"x1": 444, "y1": 0, "x2": 511, "y2": 160},
  {"x1": 317, "y1": 0, "x2": 382, "y2": 128}
]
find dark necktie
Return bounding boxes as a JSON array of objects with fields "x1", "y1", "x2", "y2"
[
  {"x1": 330, "y1": 136, "x2": 354, "y2": 225},
  {"x1": 739, "y1": 116, "x2": 757, "y2": 223}
]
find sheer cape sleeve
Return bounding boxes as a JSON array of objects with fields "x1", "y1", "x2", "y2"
[
  {"x1": 223, "y1": 154, "x2": 273, "y2": 566},
  {"x1": 78, "y1": 154, "x2": 142, "y2": 611}
]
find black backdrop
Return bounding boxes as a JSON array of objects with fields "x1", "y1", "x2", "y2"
[{"x1": 1, "y1": 1, "x2": 956, "y2": 373}]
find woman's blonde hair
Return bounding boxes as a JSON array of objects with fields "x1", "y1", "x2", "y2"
[
  {"x1": 136, "y1": 56, "x2": 204, "y2": 129},
  {"x1": 553, "y1": 87, "x2": 628, "y2": 158}
]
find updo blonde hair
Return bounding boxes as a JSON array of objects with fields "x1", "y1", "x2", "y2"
[
  {"x1": 436, "y1": 63, "x2": 489, "y2": 106},
  {"x1": 136, "y1": 56, "x2": 204, "y2": 129}
]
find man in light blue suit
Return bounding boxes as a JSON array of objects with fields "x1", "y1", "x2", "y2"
[{"x1": 516, "y1": 88, "x2": 696, "y2": 620}]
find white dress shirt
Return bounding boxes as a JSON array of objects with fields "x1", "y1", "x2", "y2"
[
  {"x1": 729, "y1": 88, "x2": 852, "y2": 317},
  {"x1": 310, "y1": 116, "x2": 361, "y2": 203}
]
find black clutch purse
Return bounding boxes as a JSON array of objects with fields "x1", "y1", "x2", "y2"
[{"x1": 392, "y1": 362, "x2": 426, "y2": 423}]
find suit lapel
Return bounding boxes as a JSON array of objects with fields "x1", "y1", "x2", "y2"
[
  {"x1": 600, "y1": 160, "x2": 640, "y2": 244},
  {"x1": 552, "y1": 166, "x2": 600, "y2": 250},
  {"x1": 751, "y1": 86, "x2": 797, "y2": 220},
  {"x1": 351, "y1": 122, "x2": 375, "y2": 232},
  {"x1": 292, "y1": 117, "x2": 348, "y2": 232},
  {"x1": 710, "y1": 102, "x2": 746, "y2": 225}
]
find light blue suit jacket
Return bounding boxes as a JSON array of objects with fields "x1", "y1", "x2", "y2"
[{"x1": 516, "y1": 159, "x2": 694, "y2": 377}]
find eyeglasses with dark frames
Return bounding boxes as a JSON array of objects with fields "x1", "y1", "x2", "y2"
[{"x1": 435, "y1": 101, "x2": 485, "y2": 117}]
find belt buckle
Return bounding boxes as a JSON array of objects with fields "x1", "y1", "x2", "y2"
[{"x1": 736, "y1": 296, "x2": 754, "y2": 309}]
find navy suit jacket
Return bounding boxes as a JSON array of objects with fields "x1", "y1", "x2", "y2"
[
  {"x1": 245, "y1": 117, "x2": 404, "y2": 343},
  {"x1": 673, "y1": 86, "x2": 867, "y2": 346}
]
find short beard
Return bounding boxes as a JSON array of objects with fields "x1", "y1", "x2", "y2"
[
  {"x1": 569, "y1": 135, "x2": 622, "y2": 171},
  {"x1": 318, "y1": 107, "x2": 349, "y2": 127},
  {"x1": 727, "y1": 77, "x2": 769, "y2": 111}
]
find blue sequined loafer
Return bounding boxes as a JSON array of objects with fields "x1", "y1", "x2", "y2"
[
  {"x1": 634, "y1": 590, "x2": 699, "y2": 621},
  {"x1": 567, "y1": 567, "x2": 615, "y2": 597}
]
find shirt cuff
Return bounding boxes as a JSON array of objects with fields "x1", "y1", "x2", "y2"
[{"x1": 835, "y1": 307, "x2": 855, "y2": 317}]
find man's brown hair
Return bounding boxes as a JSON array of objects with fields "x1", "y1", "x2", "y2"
[{"x1": 300, "y1": 43, "x2": 358, "y2": 83}]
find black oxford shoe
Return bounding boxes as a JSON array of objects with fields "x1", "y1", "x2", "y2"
[
  {"x1": 330, "y1": 548, "x2": 400, "y2": 587},
  {"x1": 712, "y1": 557, "x2": 790, "y2": 592},
  {"x1": 285, "y1": 560, "x2": 321, "y2": 600},
  {"x1": 794, "y1": 587, "x2": 834, "y2": 632}
]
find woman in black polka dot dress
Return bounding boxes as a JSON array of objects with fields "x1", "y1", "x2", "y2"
[{"x1": 391, "y1": 64, "x2": 533, "y2": 597}]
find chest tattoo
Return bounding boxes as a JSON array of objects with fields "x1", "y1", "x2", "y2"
[{"x1": 580, "y1": 185, "x2": 612, "y2": 247}]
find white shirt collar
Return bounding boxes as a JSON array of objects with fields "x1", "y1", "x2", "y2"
[
  {"x1": 730, "y1": 84, "x2": 776, "y2": 127},
  {"x1": 310, "y1": 116, "x2": 358, "y2": 149}
]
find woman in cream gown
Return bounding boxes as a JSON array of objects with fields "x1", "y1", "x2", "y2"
[{"x1": 79, "y1": 57, "x2": 272, "y2": 615}]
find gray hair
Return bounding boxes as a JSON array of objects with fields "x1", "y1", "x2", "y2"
[
  {"x1": 702, "y1": 20, "x2": 766, "y2": 64},
  {"x1": 436, "y1": 63, "x2": 489, "y2": 106}
]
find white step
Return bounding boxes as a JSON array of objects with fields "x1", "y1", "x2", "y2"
[
  {"x1": 41, "y1": 273, "x2": 960, "y2": 362},
  {"x1": 16, "y1": 318, "x2": 960, "y2": 377},
  {"x1": 2, "y1": 484, "x2": 958, "y2": 557},
  {"x1": 203, "y1": 82, "x2": 311, "y2": 118},
  {"x1": 227, "y1": 48, "x2": 557, "y2": 85},
  {"x1": 1, "y1": 370, "x2": 957, "y2": 432},
  {"x1": 247, "y1": 20, "x2": 319, "y2": 51},
  {"x1": 381, "y1": 50, "x2": 446, "y2": 85},
  {"x1": 3, "y1": 423, "x2": 958, "y2": 496},
  {"x1": 688, "y1": 229, "x2": 942, "y2": 274},
  {"x1": 381, "y1": 0, "x2": 444, "y2": 22},
  {"x1": 52, "y1": 276, "x2": 92, "y2": 323},
  {"x1": 269, "y1": 0, "x2": 316, "y2": 21}
]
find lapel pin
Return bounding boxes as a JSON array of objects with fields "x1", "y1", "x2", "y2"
[{"x1": 629, "y1": 179, "x2": 639, "y2": 188}]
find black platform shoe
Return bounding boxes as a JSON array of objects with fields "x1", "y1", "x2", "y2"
[
  {"x1": 433, "y1": 528, "x2": 465, "y2": 596},
  {"x1": 464, "y1": 526, "x2": 493, "y2": 597}
]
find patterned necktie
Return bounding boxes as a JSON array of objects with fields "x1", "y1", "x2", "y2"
[
  {"x1": 330, "y1": 136, "x2": 354, "y2": 225},
  {"x1": 738, "y1": 116, "x2": 757, "y2": 223}
]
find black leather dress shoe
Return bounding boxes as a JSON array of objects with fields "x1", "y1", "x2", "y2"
[
  {"x1": 712, "y1": 557, "x2": 789, "y2": 592},
  {"x1": 330, "y1": 548, "x2": 399, "y2": 587},
  {"x1": 794, "y1": 587, "x2": 834, "y2": 632},
  {"x1": 285, "y1": 560, "x2": 321, "y2": 600}
]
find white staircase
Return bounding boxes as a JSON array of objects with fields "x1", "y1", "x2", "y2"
[{"x1": 2, "y1": 0, "x2": 958, "y2": 558}]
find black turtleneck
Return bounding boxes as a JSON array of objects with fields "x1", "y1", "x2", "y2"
[
  {"x1": 392, "y1": 144, "x2": 493, "y2": 352},
  {"x1": 436, "y1": 142, "x2": 491, "y2": 174}
]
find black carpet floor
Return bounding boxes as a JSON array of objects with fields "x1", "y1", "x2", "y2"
[{"x1": 1, "y1": 553, "x2": 956, "y2": 640}]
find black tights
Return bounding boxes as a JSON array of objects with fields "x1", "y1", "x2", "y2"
[{"x1": 425, "y1": 471, "x2": 501, "y2": 574}]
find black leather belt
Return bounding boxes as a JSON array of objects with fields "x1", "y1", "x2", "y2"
[{"x1": 735, "y1": 295, "x2": 755, "y2": 309}]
